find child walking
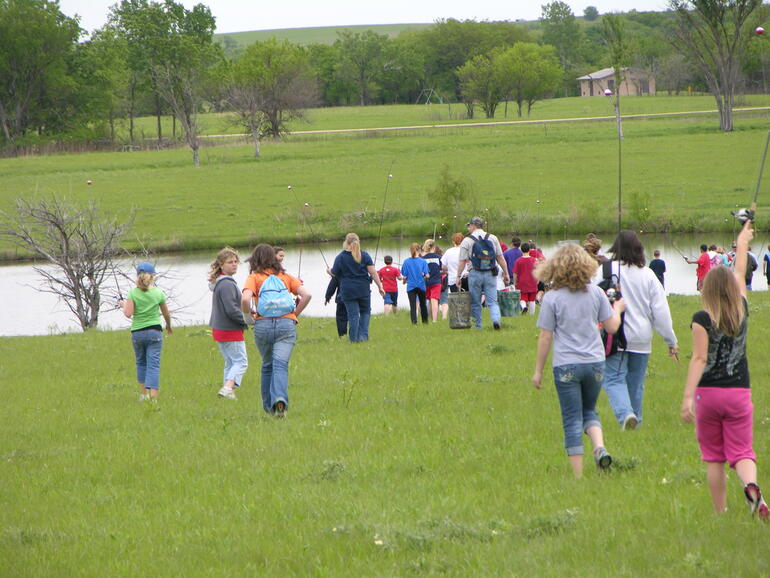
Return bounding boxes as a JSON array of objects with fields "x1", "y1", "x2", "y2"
[
  {"x1": 681, "y1": 221, "x2": 768, "y2": 519},
  {"x1": 121, "y1": 262, "x2": 172, "y2": 401},
  {"x1": 209, "y1": 247, "x2": 248, "y2": 400},
  {"x1": 532, "y1": 244, "x2": 625, "y2": 478},
  {"x1": 377, "y1": 255, "x2": 401, "y2": 315},
  {"x1": 400, "y1": 242, "x2": 430, "y2": 325}
]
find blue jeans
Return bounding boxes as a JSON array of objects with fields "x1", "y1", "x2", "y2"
[
  {"x1": 343, "y1": 295, "x2": 371, "y2": 342},
  {"x1": 468, "y1": 269, "x2": 500, "y2": 328},
  {"x1": 217, "y1": 340, "x2": 248, "y2": 387},
  {"x1": 603, "y1": 352, "x2": 650, "y2": 425},
  {"x1": 253, "y1": 318, "x2": 296, "y2": 413},
  {"x1": 553, "y1": 363, "x2": 604, "y2": 456},
  {"x1": 131, "y1": 329, "x2": 163, "y2": 389}
]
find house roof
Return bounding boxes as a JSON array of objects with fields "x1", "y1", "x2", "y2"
[{"x1": 576, "y1": 67, "x2": 647, "y2": 81}]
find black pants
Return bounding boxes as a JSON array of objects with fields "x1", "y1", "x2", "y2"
[
  {"x1": 407, "y1": 288, "x2": 429, "y2": 324},
  {"x1": 335, "y1": 301, "x2": 348, "y2": 337}
]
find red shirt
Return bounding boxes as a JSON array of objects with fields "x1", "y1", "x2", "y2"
[
  {"x1": 513, "y1": 255, "x2": 538, "y2": 293},
  {"x1": 378, "y1": 266, "x2": 401, "y2": 293},
  {"x1": 696, "y1": 252, "x2": 711, "y2": 281}
]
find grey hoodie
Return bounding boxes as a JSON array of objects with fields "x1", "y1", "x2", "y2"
[{"x1": 209, "y1": 276, "x2": 248, "y2": 331}]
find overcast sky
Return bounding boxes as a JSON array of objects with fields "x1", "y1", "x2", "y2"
[{"x1": 58, "y1": 0, "x2": 670, "y2": 35}]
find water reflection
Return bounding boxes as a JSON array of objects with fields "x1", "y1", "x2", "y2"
[{"x1": 1, "y1": 235, "x2": 767, "y2": 336}]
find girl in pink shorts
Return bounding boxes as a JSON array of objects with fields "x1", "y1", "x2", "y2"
[{"x1": 681, "y1": 220, "x2": 768, "y2": 519}]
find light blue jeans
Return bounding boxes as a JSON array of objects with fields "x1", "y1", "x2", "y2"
[
  {"x1": 603, "y1": 352, "x2": 650, "y2": 426},
  {"x1": 553, "y1": 362, "x2": 604, "y2": 456},
  {"x1": 217, "y1": 340, "x2": 248, "y2": 387},
  {"x1": 468, "y1": 269, "x2": 500, "y2": 328},
  {"x1": 343, "y1": 295, "x2": 371, "y2": 342},
  {"x1": 131, "y1": 329, "x2": 163, "y2": 389},
  {"x1": 253, "y1": 318, "x2": 296, "y2": 413}
]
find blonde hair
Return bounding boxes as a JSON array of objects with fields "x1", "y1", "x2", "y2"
[
  {"x1": 701, "y1": 265, "x2": 744, "y2": 336},
  {"x1": 409, "y1": 242, "x2": 421, "y2": 258},
  {"x1": 422, "y1": 239, "x2": 437, "y2": 254},
  {"x1": 343, "y1": 232, "x2": 362, "y2": 263},
  {"x1": 535, "y1": 243, "x2": 598, "y2": 291},
  {"x1": 208, "y1": 247, "x2": 239, "y2": 284},
  {"x1": 136, "y1": 272, "x2": 155, "y2": 291}
]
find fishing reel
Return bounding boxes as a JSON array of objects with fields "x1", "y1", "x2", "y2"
[
  {"x1": 605, "y1": 287, "x2": 621, "y2": 303},
  {"x1": 731, "y1": 208, "x2": 755, "y2": 224}
]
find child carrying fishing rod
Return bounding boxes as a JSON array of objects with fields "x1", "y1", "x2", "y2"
[{"x1": 681, "y1": 219, "x2": 768, "y2": 519}]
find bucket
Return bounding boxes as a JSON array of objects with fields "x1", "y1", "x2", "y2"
[
  {"x1": 447, "y1": 291, "x2": 472, "y2": 329},
  {"x1": 498, "y1": 289, "x2": 521, "y2": 317}
]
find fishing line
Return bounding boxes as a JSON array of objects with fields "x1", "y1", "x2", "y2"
[
  {"x1": 287, "y1": 185, "x2": 329, "y2": 269},
  {"x1": 373, "y1": 160, "x2": 395, "y2": 266}
]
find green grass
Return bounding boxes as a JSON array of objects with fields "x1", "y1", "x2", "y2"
[
  {"x1": 4, "y1": 95, "x2": 770, "y2": 258},
  {"x1": 2, "y1": 294, "x2": 770, "y2": 575},
  {"x1": 129, "y1": 94, "x2": 770, "y2": 136},
  {"x1": 215, "y1": 23, "x2": 433, "y2": 47}
]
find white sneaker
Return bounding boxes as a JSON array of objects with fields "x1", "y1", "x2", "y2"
[
  {"x1": 622, "y1": 413, "x2": 639, "y2": 431},
  {"x1": 139, "y1": 393, "x2": 150, "y2": 402},
  {"x1": 218, "y1": 386, "x2": 237, "y2": 400}
]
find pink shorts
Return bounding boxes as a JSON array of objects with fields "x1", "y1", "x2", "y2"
[
  {"x1": 426, "y1": 284, "x2": 441, "y2": 300},
  {"x1": 695, "y1": 387, "x2": 755, "y2": 468},
  {"x1": 520, "y1": 292, "x2": 537, "y2": 302}
]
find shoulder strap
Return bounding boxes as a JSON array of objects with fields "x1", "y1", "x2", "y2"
[
  {"x1": 484, "y1": 233, "x2": 490, "y2": 241},
  {"x1": 602, "y1": 260, "x2": 613, "y2": 280}
]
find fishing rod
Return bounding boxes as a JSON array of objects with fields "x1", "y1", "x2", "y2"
[
  {"x1": 373, "y1": 160, "x2": 395, "y2": 266},
  {"x1": 113, "y1": 266, "x2": 124, "y2": 304},
  {"x1": 287, "y1": 185, "x2": 329, "y2": 269}
]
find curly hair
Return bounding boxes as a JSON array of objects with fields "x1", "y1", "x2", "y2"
[
  {"x1": 208, "y1": 246, "x2": 239, "y2": 284},
  {"x1": 535, "y1": 243, "x2": 598, "y2": 291}
]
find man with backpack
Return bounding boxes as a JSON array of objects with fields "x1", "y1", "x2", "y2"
[{"x1": 455, "y1": 216, "x2": 510, "y2": 330}]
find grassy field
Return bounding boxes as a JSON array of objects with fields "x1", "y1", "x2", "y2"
[
  {"x1": 2, "y1": 293, "x2": 769, "y2": 575},
  {"x1": 4, "y1": 95, "x2": 770, "y2": 259},
  {"x1": 215, "y1": 23, "x2": 432, "y2": 47},
  {"x1": 129, "y1": 94, "x2": 770, "y2": 136}
]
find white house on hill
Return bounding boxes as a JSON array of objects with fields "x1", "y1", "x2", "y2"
[{"x1": 577, "y1": 67, "x2": 655, "y2": 97}]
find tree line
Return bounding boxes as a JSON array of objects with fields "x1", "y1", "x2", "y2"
[{"x1": 2, "y1": 0, "x2": 770, "y2": 160}]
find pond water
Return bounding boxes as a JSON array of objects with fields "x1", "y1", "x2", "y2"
[{"x1": 1, "y1": 235, "x2": 767, "y2": 337}]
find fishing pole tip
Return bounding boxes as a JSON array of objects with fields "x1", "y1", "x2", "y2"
[
  {"x1": 304, "y1": 202, "x2": 310, "y2": 206},
  {"x1": 388, "y1": 174, "x2": 393, "y2": 179},
  {"x1": 287, "y1": 185, "x2": 293, "y2": 190}
]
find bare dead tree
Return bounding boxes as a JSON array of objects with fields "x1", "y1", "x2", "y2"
[{"x1": 0, "y1": 197, "x2": 133, "y2": 331}]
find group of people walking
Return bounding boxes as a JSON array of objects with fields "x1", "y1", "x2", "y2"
[{"x1": 117, "y1": 216, "x2": 768, "y2": 519}]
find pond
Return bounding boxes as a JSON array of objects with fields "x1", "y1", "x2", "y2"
[{"x1": 1, "y1": 235, "x2": 767, "y2": 337}]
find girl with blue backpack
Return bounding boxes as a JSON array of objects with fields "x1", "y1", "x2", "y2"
[{"x1": 241, "y1": 244, "x2": 311, "y2": 417}]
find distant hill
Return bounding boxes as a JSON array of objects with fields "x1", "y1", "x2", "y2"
[{"x1": 215, "y1": 23, "x2": 433, "y2": 47}]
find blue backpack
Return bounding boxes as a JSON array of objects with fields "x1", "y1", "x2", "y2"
[
  {"x1": 469, "y1": 233, "x2": 496, "y2": 271},
  {"x1": 257, "y1": 274, "x2": 295, "y2": 317}
]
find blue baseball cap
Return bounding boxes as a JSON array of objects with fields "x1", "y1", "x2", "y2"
[{"x1": 136, "y1": 262, "x2": 156, "y2": 275}]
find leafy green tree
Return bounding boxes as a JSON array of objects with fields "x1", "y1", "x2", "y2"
[
  {"x1": 456, "y1": 54, "x2": 503, "y2": 118},
  {"x1": 498, "y1": 43, "x2": 562, "y2": 117},
  {"x1": 0, "y1": 0, "x2": 80, "y2": 144},
  {"x1": 584, "y1": 6, "x2": 600, "y2": 21},
  {"x1": 541, "y1": 1, "x2": 583, "y2": 95},
  {"x1": 308, "y1": 43, "x2": 357, "y2": 106},
  {"x1": 335, "y1": 30, "x2": 390, "y2": 106},
  {"x1": 669, "y1": 0, "x2": 764, "y2": 132},
  {"x1": 111, "y1": 0, "x2": 219, "y2": 166},
  {"x1": 225, "y1": 39, "x2": 318, "y2": 156}
]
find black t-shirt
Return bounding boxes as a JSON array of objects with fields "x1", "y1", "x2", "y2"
[
  {"x1": 649, "y1": 258, "x2": 666, "y2": 286},
  {"x1": 691, "y1": 298, "x2": 749, "y2": 388}
]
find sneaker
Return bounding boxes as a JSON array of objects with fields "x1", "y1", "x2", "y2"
[
  {"x1": 744, "y1": 483, "x2": 770, "y2": 520},
  {"x1": 493, "y1": 322, "x2": 501, "y2": 331},
  {"x1": 594, "y1": 447, "x2": 612, "y2": 471},
  {"x1": 218, "y1": 385, "x2": 237, "y2": 400},
  {"x1": 139, "y1": 393, "x2": 150, "y2": 402},
  {"x1": 521, "y1": 305, "x2": 528, "y2": 314},
  {"x1": 622, "y1": 413, "x2": 639, "y2": 431},
  {"x1": 274, "y1": 400, "x2": 287, "y2": 418}
]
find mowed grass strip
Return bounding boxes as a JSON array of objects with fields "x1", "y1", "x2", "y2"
[{"x1": 1, "y1": 292, "x2": 770, "y2": 575}]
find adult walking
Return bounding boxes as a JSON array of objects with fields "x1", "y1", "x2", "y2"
[
  {"x1": 242, "y1": 244, "x2": 311, "y2": 417},
  {"x1": 598, "y1": 230, "x2": 679, "y2": 430},
  {"x1": 455, "y1": 217, "x2": 510, "y2": 330},
  {"x1": 330, "y1": 232, "x2": 385, "y2": 342}
]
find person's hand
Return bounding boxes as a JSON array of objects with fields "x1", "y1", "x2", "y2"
[
  {"x1": 326, "y1": 267, "x2": 333, "y2": 277},
  {"x1": 532, "y1": 370, "x2": 543, "y2": 389},
  {"x1": 165, "y1": 325, "x2": 173, "y2": 335},
  {"x1": 379, "y1": 288, "x2": 385, "y2": 297},
  {"x1": 669, "y1": 344, "x2": 680, "y2": 363},
  {"x1": 503, "y1": 273, "x2": 510, "y2": 285},
  {"x1": 737, "y1": 219, "x2": 754, "y2": 246},
  {"x1": 680, "y1": 397, "x2": 695, "y2": 423},
  {"x1": 612, "y1": 297, "x2": 626, "y2": 314}
]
